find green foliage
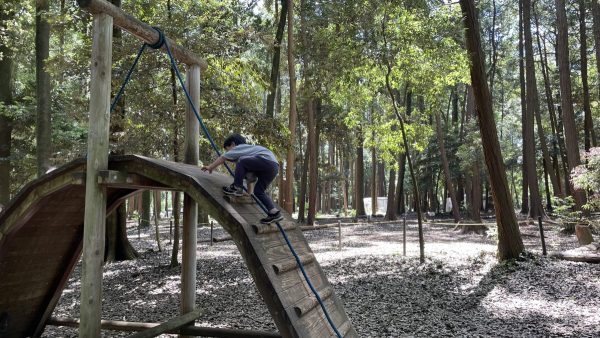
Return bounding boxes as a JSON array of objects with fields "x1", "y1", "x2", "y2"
[
  {"x1": 551, "y1": 196, "x2": 582, "y2": 225},
  {"x1": 572, "y1": 148, "x2": 600, "y2": 213}
]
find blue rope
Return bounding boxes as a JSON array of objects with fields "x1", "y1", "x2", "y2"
[
  {"x1": 112, "y1": 27, "x2": 342, "y2": 338},
  {"x1": 110, "y1": 44, "x2": 146, "y2": 113},
  {"x1": 161, "y1": 37, "x2": 342, "y2": 338},
  {"x1": 110, "y1": 27, "x2": 165, "y2": 113}
]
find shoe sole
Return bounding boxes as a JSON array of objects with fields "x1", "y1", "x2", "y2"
[{"x1": 223, "y1": 189, "x2": 244, "y2": 196}]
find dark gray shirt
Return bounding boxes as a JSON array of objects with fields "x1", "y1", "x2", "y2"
[{"x1": 222, "y1": 144, "x2": 278, "y2": 164}]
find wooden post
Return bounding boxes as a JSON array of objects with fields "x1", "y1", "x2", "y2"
[
  {"x1": 538, "y1": 216, "x2": 547, "y2": 256},
  {"x1": 338, "y1": 220, "x2": 342, "y2": 250},
  {"x1": 79, "y1": 12, "x2": 113, "y2": 338},
  {"x1": 403, "y1": 215, "x2": 407, "y2": 256},
  {"x1": 210, "y1": 220, "x2": 214, "y2": 246},
  {"x1": 181, "y1": 64, "x2": 200, "y2": 337}
]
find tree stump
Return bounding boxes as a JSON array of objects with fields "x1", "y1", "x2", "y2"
[{"x1": 575, "y1": 224, "x2": 594, "y2": 246}]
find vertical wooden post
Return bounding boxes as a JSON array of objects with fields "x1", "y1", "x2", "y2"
[
  {"x1": 181, "y1": 64, "x2": 200, "y2": 337},
  {"x1": 403, "y1": 215, "x2": 406, "y2": 256},
  {"x1": 538, "y1": 216, "x2": 547, "y2": 256},
  {"x1": 210, "y1": 221, "x2": 214, "y2": 246},
  {"x1": 79, "y1": 12, "x2": 113, "y2": 338},
  {"x1": 338, "y1": 220, "x2": 342, "y2": 250}
]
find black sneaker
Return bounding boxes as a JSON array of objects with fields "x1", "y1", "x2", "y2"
[
  {"x1": 223, "y1": 184, "x2": 244, "y2": 196},
  {"x1": 260, "y1": 211, "x2": 283, "y2": 224}
]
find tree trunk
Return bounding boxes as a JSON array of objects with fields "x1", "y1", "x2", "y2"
[
  {"x1": 519, "y1": 0, "x2": 529, "y2": 215},
  {"x1": 36, "y1": 0, "x2": 52, "y2": 176},
  {"x1": 534, "y1": 2, "x2": 564, "y2": 198},
  {"x1": 298, "y1": 133, "x2": 308, "y2": 223},
  {"x1": 307, "y1": 99, "x2": 318, "y2": 225},
  {"x1": 370, "y1": 128, "x2": 377, "y2": 216},
  {"x1": 460, "y1": 0, "x2": 524, "y2": 260},
  {"x1": 0, "y1": 3, "x2": 14, "y2": 206},
  {"x1": 153, "y1": 191, "x2": 163, "y2": 252},
  {"x1": 284, "y1": 0, "x2": 297, "y2": 214},
  {"x1": 580, "y1": 0, "x2": 596, "y2": 150},
  {"x1": 435, "y1": 111, "x2": 460, "y2": 223},
  {"x1": 593, "y1": 0, "x2": 600, "y2": 101},
  {"x1": 523, "y1": 0, "x2": 545, "y2": 219},
  {"x1": 556, "y1": 0, "x2": 586, "y2": 209},
  {"x1": 105, "y1": 204, "x2": 139, "y2": 261},
  {"x1": 141, "y1": 190, "x2": 151, "y2": 228},
  {"x1": 384, "y1": 167, "x2": 397, "y2": 221},
  {"x1": 355, "y1": 127, "x2": 366, "y2": 217},
  {"x1": 266, "y1": 0, "x2": 287, "y2": 117}
]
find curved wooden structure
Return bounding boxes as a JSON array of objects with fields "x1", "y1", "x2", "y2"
[{"x1": 0, "y1": 155, "x2": 357, "y2": 338}]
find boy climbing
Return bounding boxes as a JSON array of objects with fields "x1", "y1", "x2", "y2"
[{"x1": 201, "y1": 134, "x2": 283, "y2": 224}]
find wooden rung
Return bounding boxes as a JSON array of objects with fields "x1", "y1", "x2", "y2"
[
  {"x1": 329, "y1": 320, "x2": 352, "y2": 338},
  {"x1": 252, "y1": 221, "x2": 296, "y2": 235},
  {"x1": 293, "y1": 286, "x2": 334, "y2": 317},
  {"x1": 272, "y1": 253, "x2": 315, "y2": 274},
  {"x1": 223, "y1": 194, "x2": 254, "y2": 204}
]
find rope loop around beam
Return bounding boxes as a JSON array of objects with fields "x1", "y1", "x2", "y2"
[{"x1": 147, "y1": 27, "x2": 165, "y2": 49}]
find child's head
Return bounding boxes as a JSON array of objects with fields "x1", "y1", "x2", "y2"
[{"x1": 223, "y1": 134, "x2": 246, "y2": 150}]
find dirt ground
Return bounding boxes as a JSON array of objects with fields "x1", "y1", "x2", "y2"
[{"x1": 45, "y1": 215, "x2": 599, "y2": 337}]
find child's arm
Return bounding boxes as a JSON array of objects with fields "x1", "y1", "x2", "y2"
[{"x1": 201, "y1": 156, "x2": 227, "y2": 173}]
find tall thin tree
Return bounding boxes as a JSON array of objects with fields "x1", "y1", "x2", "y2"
[
  {"x1": 284, "y1": 0, "x2": 297, "y2": 214},
  {"x1": 522, "y1": 0, "x2": 545, "y2": 218},
  {"x1": 555, "y1": 0, "x2": 586, "y2": 209},
  {"x1": 36, "y1": 0, "x2": 52, "y2": 176},
  {"x1": 580, "y1": 0, "x2": 596, "y2": 150},
  {"x1": 459, "y1": 0, "x2": 524, "y2": 260}
]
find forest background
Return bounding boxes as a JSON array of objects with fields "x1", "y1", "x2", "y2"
[{"x1": 1, "y1": 0, "x2": 599, "y2": 260}]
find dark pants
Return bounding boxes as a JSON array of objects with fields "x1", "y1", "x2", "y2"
[{"x1": 233, "y1": 156, "x2": 279, "y2": 211}]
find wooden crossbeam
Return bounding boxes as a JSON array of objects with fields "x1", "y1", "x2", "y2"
[{"x1": 77, "y1": 0, "x2": 207, "y2": 68}]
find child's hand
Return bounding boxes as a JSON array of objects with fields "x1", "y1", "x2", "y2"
[{"x1": 201, "y1": 166, "x2": 212, "y2": 173}]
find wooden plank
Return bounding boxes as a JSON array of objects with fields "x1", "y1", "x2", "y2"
[
  {"x1": 293, "y1": 286, "x2": 333, "y2": 317},
  {"x1": 79, "y1": 12, "x2": 113, "y2": 337},
  {"x1": 32, "y1": 240, "x2": 83, "y2": 337},
  {"x1": 253, "y1": 227, "x2": 306, "y2": 249},
  {"x1": 97, "y1": 170, "x2": 171, "y2": 190},
  {"x1": 264, "y1": 241, "x2": 313, "y2": 268},
  {"x1": 76, "y1": 0, "x2": 207, "y2": 68},
  {"x1": 277, "y1": 258, "x2": 323, "y2": 291},
  {"x1": 223, "y1": 194, "x2": 255, "y2": 204},
  {"x1": 278, "y1": 267, "x2": 328, "y2": 310},
  {"x1": 295, "y1": 296, "x2": 345, "y2": 338},
  {"x1": 329, "y1": 320, "x2": 351, "y2": 338},
  {"x1": 252, "y1": 221, "x2": 297, "y2": 235},
  {"x1": 127, "y1": 308, "x2": 202, "y2": 338},
  {"x1": 272, "y1": 253, "x2": 315, "y2": 274}
]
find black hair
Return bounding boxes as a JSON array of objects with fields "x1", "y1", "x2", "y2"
[{"x1": 223, "y1": 134, "x2": 246, "y2": 148}]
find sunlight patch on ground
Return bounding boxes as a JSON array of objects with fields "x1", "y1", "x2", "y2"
[
  {"x1": 148, "y1": 279, "x2": 181, "y2": 295},
  {"x1": 482, "y1": 287, "x2": 600, "y2": 329}
]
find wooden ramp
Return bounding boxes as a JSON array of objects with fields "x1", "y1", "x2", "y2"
[{"x1": 0, "y1": 155, "x2": 357, "y2": 338}]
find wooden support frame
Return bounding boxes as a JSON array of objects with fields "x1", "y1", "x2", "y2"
[
  {"x1": 77, "y1": 0, "x2": 207, "y2": 68},
  {"x1": 79, "y1": 12, "x2": 112, "y2": 337},
  {"x1": 75, "y1": 0, "x2": 208, "y2": 336},
  {"x1": 181, "y1": 64, "x2": 201, "y2": 337}
]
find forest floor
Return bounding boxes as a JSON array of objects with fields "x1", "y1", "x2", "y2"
[{"x1": 45, "y1": 214, "x2": 599, "y2": 337}]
